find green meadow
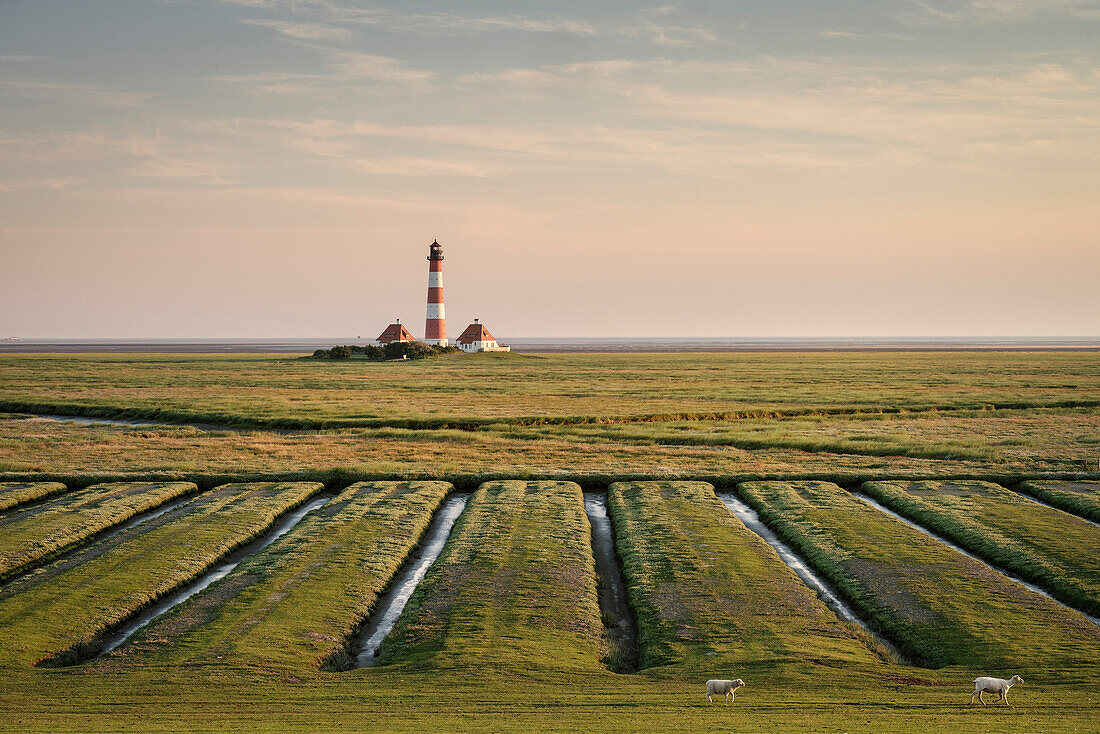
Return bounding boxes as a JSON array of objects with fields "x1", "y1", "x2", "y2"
[
  {"x1": 737, "y1": 480, "x2": 1100, "y2": 669},
  {"x1": 862, "y1": 480, "x2": 1100, "y2": 617},
  {"x1": 0, "y1": 481, "x2": 195, "y2": 583},
  {"x1": 0, "y1": 481, "x2": 67, "y2": 513},
  {"x1": 1, "y1": 352, "x2": 1098, "y2": 733}
]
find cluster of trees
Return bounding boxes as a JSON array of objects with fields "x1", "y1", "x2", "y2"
[{"x1": 311, "y1": 341, "x2": 460, "y2": 361}]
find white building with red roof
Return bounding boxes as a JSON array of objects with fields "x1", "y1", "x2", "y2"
[
  {"x1": 375, "y1": 321, "x2": 415, "y2": 346},
  {"x1": 455, "y1": 319, "x2": 510, "y2": 353}
]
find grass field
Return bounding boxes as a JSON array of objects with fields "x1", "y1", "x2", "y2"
[
  {"x1": 0, "y1": 481, "x2": 66, "y2": 513},
  {"x1": 1, "y1": 352, "x2": 1095, "y2": 480},
  {"x1": 0, "y1": 481, "x2": 195, "y2": 583},
  {"x1": 1, "y1": 352, "x2": 1097, "y2": 426},
  {"x1": 0, "y1": 482, "x2": 322, "y2": 666},
  {"x1": 8, "y1": 412, "x2": 1077, "y2": 478},
  {"x1": 861, "y1": 480, "x2": 1100, "y2": 617},
  {"x1": 2, "y1": 479, "x2": 1098, "y2": 732},
  {"x1": 2, "y1": 352, "x2": 1100, "y2": 733},
  {"x1": 607, "y1": 481, "x2": 882, "y2": 673},
  {"x1": 377, "y1": 480, "x2": 604, "y2": 672},
  {"x1": 1019, "y1": 480, "x2": 1100, "y2": 522},
  {"x1": 104, "y1": 481, "x2": 451, "y2": 671},
  {"x1": 737, "y1": 480, "x2": 1100, "y2": 669}
]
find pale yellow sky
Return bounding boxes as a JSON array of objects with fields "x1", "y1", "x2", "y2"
[{"x1": 1, "y1": 1, "x2": 1098, "y2": 337}]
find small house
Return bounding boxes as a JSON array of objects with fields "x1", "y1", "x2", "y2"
[
  {"x1": 376, "y1": 321, "x2": 415, "y2": 347},
  {"x1": 456, "y1": 319, "x2": 510, "y2": 353}
]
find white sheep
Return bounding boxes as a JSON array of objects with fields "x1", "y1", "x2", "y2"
[
  {"x1": 705, "y1": 678, "x2": 745, "y2": 703},
  {"x1": 969, "y1": 675, "x2": 1023, "y2": 706}
]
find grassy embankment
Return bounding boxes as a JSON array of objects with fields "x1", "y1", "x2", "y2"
[
  {"x1": 861, "y1": 480, "x2": 1100, "y2": 617},
  {"x1": 0, "y1": 482, "x2": 66, "y2": 513},
  {"x1": 607, "y1": 481, "x2": 884, "y2": 678},
  {"x1": 377, "y1": 480, "x2": 604, "y2": 673},
  {"x1": 1018, "y1": 480, "x2": 1100, "y2": 523},
  {"x1": 104, "y1": 481, "x2": 451, "y2": 671},
  {"x1": 0, "y1": 481, "x2": 195, "y2": 583},
  {"x1": 737, "y1": 481, "x2": 1100, "y2": 670},
  {"x1": 0, "y1": 482, "x2": 322, "y2": 666}
]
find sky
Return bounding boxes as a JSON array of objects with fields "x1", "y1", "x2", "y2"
[{"x1": 1, "y1": 0, "x2": 1098, "y2": 339}]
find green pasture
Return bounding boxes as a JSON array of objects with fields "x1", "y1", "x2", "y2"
[
  {"x1": 862, "y1": 480, "x2": 1100, "y2": 617},
  {"x1": 1, "y1": 352, "x2": 1097, "y2": 427},
  {"x1": 2, "y1": 479, "x2": 1099, "y2": 732},
  {"x1": 524, "y1": 407, "x2": 1100, "y2": 466},
  {"x1": 1019, "y1": 480, "x2": 1100, "y2": 522},
  {"x1": 377, "y1": 480, "x2": 604, "y2": 672},
  {"x1": 1, "y1": 351, "x2": 1096, "y2": 480},
  {"x1": 1, "y1": 353, "x2": 1099, "y2": 732},
  {"x1": 0, "y1": 482, "x2": 321, "y2": 666},
  {"x1": 0, "y1": 481, "x2": 195, "y2": 583},
  {"x1": 737, "y1": 481, "x2": 1100, "y2": 669},
  {"x1": 10, "y1": 409, "x2": 1092, "y2": 477},
  {"x1": 608, "y1": 481, "x2": 883, "y2": 673},
  {"x1": 0, "y1": 481, "x2": 66, "y2": 513},
  {"x1": 106, "y1": 481, "x2": 450, "y2": 671}
]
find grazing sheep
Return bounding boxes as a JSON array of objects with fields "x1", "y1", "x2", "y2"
[
  {"x1": 969, "y1": 675, "x2": 1023, "y2": 706},
  {"x1": 705, "y1": 678, "x2": 745, "y2": 703}
]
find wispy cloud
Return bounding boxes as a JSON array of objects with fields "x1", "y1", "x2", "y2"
[
  {"x1": 215, "y1": 1, "x2": 721, "y2": 47},
  {"x1": 241, "y1": 18, "x2": 354, "y2": 42},
  {"x1": 0, "y1": 78, "x2": 157, "y2": 107},
  {"x1": 203, "y1": 54, "x2": 434, "y2": 96},
  {"x1": 901, "y1": 0, "x2": 1100, "y2": 24},
  {"x1": 331, "y1": 52, "x2": 435, "y2": 84}
]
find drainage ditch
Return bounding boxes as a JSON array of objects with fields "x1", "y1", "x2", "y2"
[
  {"x1": 717, "y1": 492, "x2": 904, "y2": 661},
  {"x1": 352, "y1": 493, "x2": 469, "y2": 668},
  {"x1": 87, "y1": 494, "x2": 333, "y2": 661},
  {"x1": 0, "y1": 490, "x2": 200, "y2": 591},
  {"x1": 583, "y1": 493, "x2": 639, "y2": 673},
  {"x1": 854, "y1": 493, "x2": 1100, "y2": 627}
]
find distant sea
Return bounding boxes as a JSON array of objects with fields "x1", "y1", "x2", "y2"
[{"x1": 1, "y1": 337, "x2": 1098, "y2": 353}]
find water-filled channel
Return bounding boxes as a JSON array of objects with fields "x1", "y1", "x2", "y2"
[
  {"x1": 717, "y1": 492, "x2": 902, "y2": 658},
  {"x1": 353, "y1": 493, "x2": 469, "y2": 667},
  {"x1": 854, "y1": 493, "x2": 1100, "y2": 627},
  {"x1": 583, "y1": 493, "x2": 639, "y2": 672},
  {"x1": 94, "y1": 495, "x2": 333, "y2": 658}
]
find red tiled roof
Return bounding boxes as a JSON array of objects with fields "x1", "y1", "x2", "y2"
[
  {"x1": 456, "y1": 322, "x2": 496, "y2": 344},
  {"x1": 376, "y1": 323, "x2": 415, "y2": 344}
]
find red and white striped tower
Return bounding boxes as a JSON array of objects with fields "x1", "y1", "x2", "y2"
[{"x1": 424, "y1": 239, "x2": 448, "y2": 346}]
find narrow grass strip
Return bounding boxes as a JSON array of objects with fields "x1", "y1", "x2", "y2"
[
  {"x1": 538, "y1": 425, "x2": 998, "y2": 462},
  {"x1": 107, "y1": 481, "x2": 451, "y2": 671},
  {"x1": 1018, "y1": 481, "x2": 1100, "y2": 523},
  {"x1": 862, "y1": 480, "x2": 1100, "y2": 618},
  {"x1": 607, "y1": 481, "x2": 880, "y2": 676},
  {"x1": 377, "y1": 480, "x2": 603, "y2": 673},
  {"x1": 738, "y1": 481, "x2": 1100, "y2": 669},
  {"x1": 0, "y1": 482, "x2": 322, "y2": 666},
  {"x1": 0, "y1": 481, "x2": 196, "y2": 583},
  {"x1": 0, "y1": 482, "x2": 66, "y2": 514},
  {"x1": 4, "y1": 397, "x2": 1098, "y2": 433}
]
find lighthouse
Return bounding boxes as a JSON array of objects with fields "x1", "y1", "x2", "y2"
[{"x1": 424, "y1": 239, "x2": 448, "y2": 346}]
